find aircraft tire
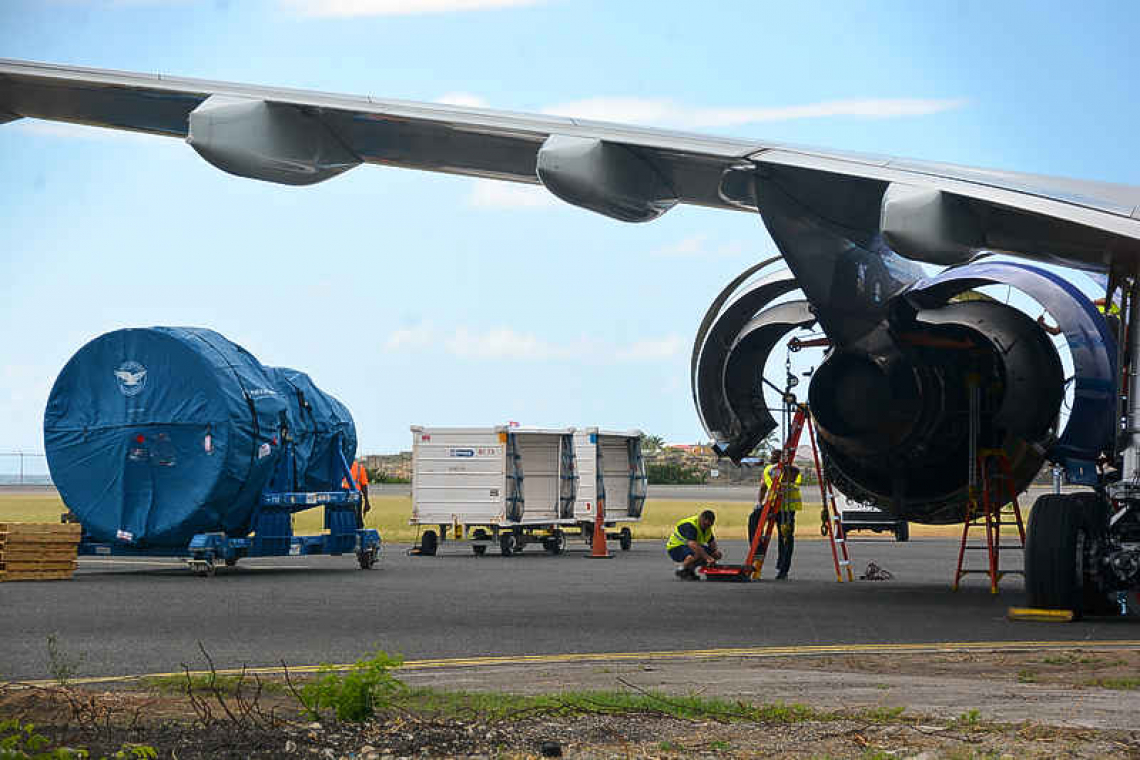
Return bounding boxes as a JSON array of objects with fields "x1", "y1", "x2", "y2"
[{"x1": 1025, "y1": 493, "x2": 1110, "y2": 619}]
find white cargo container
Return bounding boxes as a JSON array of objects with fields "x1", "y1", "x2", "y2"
[
  {"x1": 410, "y1": 426, "x2": 577, "y2": 556},
  {"x1": 572, "y1": 429, "x2": 648, "y2": 551}
]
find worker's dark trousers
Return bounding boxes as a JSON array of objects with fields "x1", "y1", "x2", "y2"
[
  {"x1": 776, "y1": 510, "x2": 796, "y2": 575},
  {"x1": 355, "y1": 504, "x2": 364, "y2": 529}
]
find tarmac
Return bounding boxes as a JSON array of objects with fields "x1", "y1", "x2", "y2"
[{"x1": 2, "y1": 535, "x2": 1137, "y2": 687}]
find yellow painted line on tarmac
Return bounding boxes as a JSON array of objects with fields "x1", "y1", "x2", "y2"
[{"x1": 14, "y1": 639, "x2": 1140, "y2": 689}]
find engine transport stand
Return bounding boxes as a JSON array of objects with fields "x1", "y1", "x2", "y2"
[{"x1": 78, "y1": 435, "x2": 382, "y2": 577}]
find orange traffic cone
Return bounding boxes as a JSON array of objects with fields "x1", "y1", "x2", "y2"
[{"x1": 586, "y1": 497, "x2": 612, "y2": 559}]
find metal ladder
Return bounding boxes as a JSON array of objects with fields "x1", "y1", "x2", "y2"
[
  {"x1": 743, "y1": 403, "x2": 853, "y2": 581},
  {"x1": 953, "y1": 448, "x2": 1025, "y2": 593}
]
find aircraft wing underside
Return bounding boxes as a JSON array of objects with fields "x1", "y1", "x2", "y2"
[{"x1": 3, "y1": 58, "x2": 1140, "y2": 271}]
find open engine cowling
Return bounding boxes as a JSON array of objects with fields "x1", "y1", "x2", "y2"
[{"x1": 693, "y1": 260, "x2": 1117, "y2": 524}]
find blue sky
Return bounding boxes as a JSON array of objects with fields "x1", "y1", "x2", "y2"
[{"x1": 1, "y1": 0, "x2": 1137, "y2": 457}]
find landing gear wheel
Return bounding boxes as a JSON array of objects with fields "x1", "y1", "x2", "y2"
[
  {"x1": 500, "y1": 533, "x2": 517, "y2": 557},
  {"x1": 472, "y1": 528, "x2": 489, "y2": 556},
  {"x1": 894, "y1": 522, "x2": 910, "y2": 542},
  {"x1": 544, "y1": 530, "x2": 566, "y2": 555},
  {"x1": 420, "y1": 530, "x2": 438, "y2": 557},
  {"x1": 1025, "y1": 493, "x2": 1110, "y2": 619},
  {"x1": 357, "y1": 547, "x2": 377, "y2": 569},
  {"x1": 619, "y1": 527, "x2": 632, "y2": 551}
]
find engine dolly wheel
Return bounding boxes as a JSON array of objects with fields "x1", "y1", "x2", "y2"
[
  {"x1": 357, "y1": 547, "x2": 377, "y2": 569},
  {"x1": 420, "y1": 529, "x2": 439, "y2": 557},
  {"x1": 619, "y1": 526, "x2": 632, "y2": 551},
  {"x1": 1025, "y1": 493, "x2": 1110, "y2": 619},
  {"x1": 472, "y1": 528, "x2": 489, "y2": 556},
  {"x1": 189, "y1": 557, "x2": 216, "y2": 578},
  {"x1": 500, "y1": 532, "x2": 517, "y2": 556}
]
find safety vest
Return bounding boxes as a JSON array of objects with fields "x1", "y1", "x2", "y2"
[
  {"x1": 763, "y1": 464, "x2": 802, "y2": 511},
  {"x1": 666, "y1": 515, "x2": 714, "y2": 551},
  {"x1": 343, "y1": 461, "x2": 369, "y2": 490}
]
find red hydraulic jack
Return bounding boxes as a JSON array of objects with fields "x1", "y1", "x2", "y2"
[
  {"x1": 701, "y1": 402, "x2": 853, "y2": 582},
  {"x1": 585, "y1": 496, "x2": 612, "y2": 559}
]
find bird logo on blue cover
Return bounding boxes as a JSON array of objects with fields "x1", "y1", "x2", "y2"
[{"x1": 114, "y1": 362, "x2": 148, "y2": 397}]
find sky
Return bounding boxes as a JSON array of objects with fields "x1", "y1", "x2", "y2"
[{"x1": 1, "y1": 0, "x2": 1138, "y2": 462}]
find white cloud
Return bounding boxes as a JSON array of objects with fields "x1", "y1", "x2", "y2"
[
  {"x1": 620, "y1": 336, "x2": 684, "y2": 361},
  {"x1": 282, "y1": 0, "x2": 541, "y2": 16},
  {"x1": 650, "y1": 235, "x2": 749, "y2": 259},
  {"x1": 542, "y1": 96, "x2": 966, "y2": 129},
  {"x1": 385, "y1": 323, "x2": 437, "y2": 351},
  {"x1": 446, "y1": 327, "x2": 572, "y2": 360},
  {"x1": 382, "y1": 324, "x2": 683, "y2": 363},
  {"x1": 466, "y1": 179, "x2": 558, "y2": 209},
  {"x1": 435, "y1": 92, "x2": 490, "y2": 108},
  {"x1": 11, "y1": 119, "x2": 180, "y2": 145}
]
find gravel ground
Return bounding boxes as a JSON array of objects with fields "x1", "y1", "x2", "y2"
[{"x1": 6, "y1": 646, "x2": 1140, "y2": 760}]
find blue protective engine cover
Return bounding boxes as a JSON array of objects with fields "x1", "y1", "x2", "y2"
[
  {"x1": 43, "y1": 328, "x2": 356, "y2": 548},
  {"x1": 269, "y1": 367, "x2": 356, "y2": 492}
]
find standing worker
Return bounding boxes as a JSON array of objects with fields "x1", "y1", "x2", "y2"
[
  {"x1": 665, "y1": 509, "x2": 722, "y2": 580},
  {"x1": 756, "y1": 450, "x2": 802, "y2": 580},
  {"x1": 343, "y1": 458, "x2": 372, "y2": 529}
]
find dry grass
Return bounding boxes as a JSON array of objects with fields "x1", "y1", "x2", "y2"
[{"x1": 0, "y1": 492, "x2": 970, "y2": 542}]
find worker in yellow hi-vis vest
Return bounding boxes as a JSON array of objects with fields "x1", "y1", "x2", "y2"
[
  {"x1": 758, "y1": 451, "x2": 802, "y2": 580},
  {"x1": 665, "y1": 509, "x2": 722, "y2": 581}
]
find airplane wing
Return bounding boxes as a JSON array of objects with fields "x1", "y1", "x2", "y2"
[{"x1": 3, "y1": 58, "x2": 1139, "y2": 269}]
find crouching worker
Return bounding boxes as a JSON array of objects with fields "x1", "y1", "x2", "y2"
[{"x1": 666, "y1": 509, "x2": 722, "y2": 581}]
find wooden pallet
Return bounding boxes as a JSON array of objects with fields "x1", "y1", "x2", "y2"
[
  {"x1": 0, "y1": 569, "x2": 76, "y2": 582},
  {"x1": 0, "y1": 523, "x2": 82, "y2": 535},
  {"x1": 0, "y1": 547, "x2": 80, "y2": 560},
  {"x1": 0, "y1": 523, "x2": 82, "y2": 581},
  {"x1": 0, "y1": 559, "x2": 78, "y2": 571}
]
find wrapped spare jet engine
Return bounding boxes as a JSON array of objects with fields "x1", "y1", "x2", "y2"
[
  {"x1": 693, "y1": 259, "x2": 1116, "y2": 524},
  {"x1": 43, "y1": 327, "x2": 356, "y2": 548}
]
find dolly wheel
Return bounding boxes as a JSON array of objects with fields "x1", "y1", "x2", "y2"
[
  {"x1": 224, "y1": 557, "x2": 238, "y2": 567},
  {"x1": 357, "y1": 547, "x2": 377, "y2": 569},
  {"x1": 619, "y1": 527, "x2": 632, "y2": 551},
  {"x1": 420, "y1": 530, "x2": 439, "y2": 557},
  {"x1": 545, "y1": 530, "x2": 566, "y2": 555},
  {"x1": 500, "y1": 533, "x2": 516, "y2": 556},
  {"x1": 894, "y1": 522, "x2": 910, "y2": 542},
  {"x1": 472, "y1": 528, "x2": 489, "y2": 556}
]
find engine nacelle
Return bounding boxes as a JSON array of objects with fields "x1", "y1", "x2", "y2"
[
  {"x1": 536, "y1": 135, "x2": 677, "y2": 222},
  {"x1": 187, "y1": 95, "x2": 360, "y2": 186},
  {"x1": 810, "y1": 301, "x2": 1063, "y2": 523}
]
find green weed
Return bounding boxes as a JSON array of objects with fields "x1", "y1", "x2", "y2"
[
  {"x1": 293, "y1": 649, "x2": 404, "y2": 722},
  {"x1": 1086, "y1": 677, "x2": 1140, "y2": 690},
  {"x1": 0, "y1": 719, "x2": 156, "y2": 760},
  {"x1": 144, "y1": 674, "x2": 284, "y2": 696},
  {"x1": 45, "y1": 635, "x2": 84, "y2": 687}
]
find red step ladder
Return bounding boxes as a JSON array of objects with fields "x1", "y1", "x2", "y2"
[
  {"x1": 702, "y1": 403, "x2": 852, "y2": 582},
  {"x1": 952, "y1": 449, "x2": 1026, "y2": 594}
]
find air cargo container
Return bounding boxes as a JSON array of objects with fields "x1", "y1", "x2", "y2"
[
  {"x1": 409, "y1": 426, "x2": 576, "y2": 556},
  {"x1": 572, "y1": 429, "x2": 647, "y2": 550}
]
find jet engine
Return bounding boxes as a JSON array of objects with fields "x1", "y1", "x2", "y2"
[{"x1": 693, "y1": 259, "x2": 1117, "y2": 524}]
